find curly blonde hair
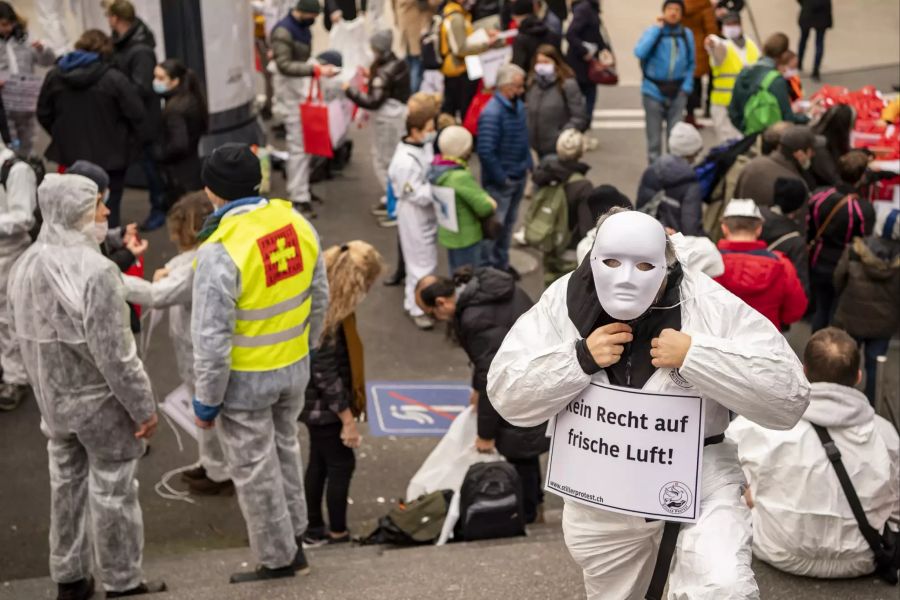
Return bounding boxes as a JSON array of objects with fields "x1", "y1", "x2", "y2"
[{"x1": 322, "y1": 241, "x2": 385, "y2": 337}]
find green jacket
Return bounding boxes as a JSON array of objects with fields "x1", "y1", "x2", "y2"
[
  {"x1": 430, "y1": 159, "x2": 495, "y2": 249},
  {"x1": 728, "y1": 58, "x2": 809, "y2": 132}
]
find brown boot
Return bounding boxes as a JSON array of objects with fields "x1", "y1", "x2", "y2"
[{"x1": 187, "y1": 475, "x2": 234, "y2": 496}]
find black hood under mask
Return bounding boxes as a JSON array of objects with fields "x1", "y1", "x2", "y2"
[{"x1": 567, "y1": 256, "x2": 684, "y2": 388}]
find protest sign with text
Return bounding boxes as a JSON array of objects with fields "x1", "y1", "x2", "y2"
[{"x1": 545, "y1": 382, "x2": 705, "y2": 523}]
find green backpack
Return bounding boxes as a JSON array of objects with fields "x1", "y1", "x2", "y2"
[
  {"x1": 525, "y1": 173, "x2": 583, "y2": 253},
  {"x1": 743, "y1": 69, "x2": 783, "y2": 135}
]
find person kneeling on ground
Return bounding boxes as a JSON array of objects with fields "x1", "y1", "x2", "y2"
[
  {"x1": 416, "y1": 266, "x2": 548, "y2": 523},
  {"x1": 728, "y1": 327, "x2": 899, "y2": 579},
  {"x1": 487, "y1": 207, "x2": 810, "y2": 599}
]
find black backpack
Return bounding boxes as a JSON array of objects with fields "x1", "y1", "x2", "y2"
[
  {"x1": 1, "y1": 155, "x2": 46, "y2": 240},
  {"x1": 456, "y1": 462, "x2": 525, "y2": 541}
]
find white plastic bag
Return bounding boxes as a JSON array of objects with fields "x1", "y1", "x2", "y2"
[
  {"x1": 328, "y1": 18, "x2": 370, "y2": 85},
  {"x1": 406, "y1": 406, "x2": 503, "y2": 500}
]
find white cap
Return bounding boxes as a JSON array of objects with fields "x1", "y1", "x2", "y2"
[
  {"x1": 668, "y1": 122, "x2": 703, "y2": 158},
  {"x1": 722, "y1": 198, "x2": 763, "y2": 220}
]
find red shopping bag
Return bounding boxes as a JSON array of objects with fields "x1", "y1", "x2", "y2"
[
  {"x1": 300, "y1": 75, "x2": 334, "y2": 158},
  {"x1": 463, "y1": 81, "x2": 492, "y2": 137},
  {"x1": 125, "y1": 256, "x2": 144, "y2": 318}
]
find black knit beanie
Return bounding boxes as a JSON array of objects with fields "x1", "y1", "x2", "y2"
[
  {"x1": 202, "y1": 144, "x2": 262, "y2": 201},
  {"x1": 773, "y1": 177, "x2": 808, "y2": 215}
]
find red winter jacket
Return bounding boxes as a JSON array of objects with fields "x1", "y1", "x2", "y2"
[{"x1": 715, "y1": 239, "x2": 809, "y2": 328}]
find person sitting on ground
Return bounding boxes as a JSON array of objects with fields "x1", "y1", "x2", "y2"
[
  {"x1": 735, "y1": 123, "x2": 815, "y2": 206},
  {"x1": 727, "y1": 327, "x2": 899, "y2": 579},
  {"x1": 302, "y1": 241, "x2": 382, "y2": 546},
  {"x1": 760, "y1": 177, "x2": 811, "y2": 296},
  {"x1": 833, "y1": 209, "x2": 900, "y2": 405},
  {"x1": 574, "y1": 185, "x2": 633, "y2": 263},
  {"x1": 636, "y1": 121, "x2": 705, "y2": 235},
  {"x1": 715, "y1": 198, "x2": 808, "y2": 329},
  {"x1": 121, "y1": 191, "x2": 232, "y2": 496},
  {"x1": 416, "y1": 267, "x2": 546, "y2": 523},
  {"x1": 807, "y1": 149, "x2": 876, "y2": 332},
  {"x1": 430, "y1": 125, "x2": 497, "y2": 274}
]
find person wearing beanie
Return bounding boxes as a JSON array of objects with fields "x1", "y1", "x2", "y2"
[
  {"x1": 634, "y1": 0, "x2": 695, "y2": 163},
  {"x1": 429, "y1": 126, "x2": 497, "y2": 273},
  {"x1": 0, "y1": 142, "x2": 38, "y2": 410},
  {"x1": 760, "y1": 176, "x2": 811, "y2": 295},
  {"x1": 526, "y1": 127, "x2": 593, "y2": 285},
  {"x1": 510, "y1": 0, "x2": 561, "y2": 71},
  {"x1": 735, "y1": 123, "x2": 815, "y2": 207},
  {"x1": 636, "y1": 122, "x2": 705, "y2": 235},
  {"x1": 525, "y1": 44, "x2": 588, "y2": 159},
  {"x1": 344, "y1": 28, "x2": 411, "y2": 226},
  {"x1": 192, "y1": 142, "x2": 330, "y2": 584},
  {"x1": 833, "y1": 207, "x2": 899, "y2": 404},
  {"x1": 67, "y1": 159, "x2": 110, "y2": 194},
  {"x1": 716, "y1": 198, "x2": 808, "y2": 329},
  {"x1": 271, "y1": 0, "x2": 338, "y2": 216}
]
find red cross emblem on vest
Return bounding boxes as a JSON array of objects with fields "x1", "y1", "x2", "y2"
[{"x1": 256, "y1": 224, "x2": 304, "y2": 287}]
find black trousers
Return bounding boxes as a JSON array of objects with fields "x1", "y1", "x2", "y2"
[
  {"x1": 442, "y1": 74, "x2": 478, "y2": 121},
  {"x1": 304, "y1": 422, "x2": 356, "y2": 534},
  {"x1": 506, "y1": 456, "x2": 544, "y2": 524},
  {"x1": 798, "y1": 26, "x2": 827, "y2": 75}
]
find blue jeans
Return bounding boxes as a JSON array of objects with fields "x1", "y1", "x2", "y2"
[
  {"x1": 642, "y1": 91, "x2": 687, "y2": 163},
  {"x1": 142, "y1": 144, "x2": 166, "y2": 214},
  {"x1": 481, "y1": 176, "x2": 527, "y2": 270},
  {"x1": 407, "y1": 55, "x2": 423, "y2": 93},
  {"x1": 448, "y1": 243, "x2": 483, "y2": 275},
  {"x1": 855, "y1": 337, "x2": 890, "y2": 406},
  {"x1": 579, "y1": 81, "x2": 597, "y2": 124}
]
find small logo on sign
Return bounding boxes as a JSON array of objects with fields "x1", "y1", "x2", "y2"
[
  {"x1": 668, "y1": 369, "x2": 694, "y2": 389},
  {"x1": 257, "y1": 224, "x2": 304, "y2": 287},
  {"x1": 659, "y1": 481, "x2": 692, "y2": 515}
]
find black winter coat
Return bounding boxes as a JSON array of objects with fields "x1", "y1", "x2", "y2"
[
  {"x1": 156, "y1": 92, "x2": 207, "y2": 202},
  {"x1": 636, "y1": 155, "x2": 704, "y2": 236},
  {"x1": 808, "y1": 184, "x2": 875, "y2": 276},
  {"x1": 37, "y1": 58, "x2": 145, "y2": 172},
  {"x1": 511, "y1": 16, "x2": 562, "y2": 71},
  {"x1": 324, "y1": 0, "x2": 367, "y2": 29},
  {"x1": 833, "y1": 236, "x2": 900, "y2": 340},
  {"x1": 346, "y1": 52, "x2": 411, "y2": 110},
  {"x1": 453, "y1": 268, "x2": 533, "y2": 440},
  {"x1": 565, "y1": 0, "x2": 605, "y2": 85},
  {"x1": 798, "y1": 0, "x2": 832, "y2": 30},
  {"x1": 761, "y1": 206, "x2": 811, "y2": 297},
  {"x1": 111, "y1": 19, "x2": 161, "y2": 140},
  {"x1": 303, "y1": 327, "x2": 352, "y2": 426}
]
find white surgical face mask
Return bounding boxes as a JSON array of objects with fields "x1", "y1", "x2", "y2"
[
  {"x1": 423, "y1": 130, "x2": 437, "y2": 143},
  {"x1": 783, "y1": 68, "x2": 799, "y2": 79},
  {"x1": 722, "y1": 25, "x2": 742, "y2": 40},
  {"x1": 534, "y1": 62, "x2": 555, "y2": 78},
  {"x1": 94, "y1": 220, "x2": 108, "y2": 243},
  {"x1": 590, "y1": 211, "x2": 668, "y2": 321}
]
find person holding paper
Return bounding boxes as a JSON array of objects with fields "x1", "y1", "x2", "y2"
[
  {"x1": 438, "y1": 0, "x2": 494, "y2": 119},
  {"x1": 487, "y1": 207, "x2": 810, "y2": 599}
]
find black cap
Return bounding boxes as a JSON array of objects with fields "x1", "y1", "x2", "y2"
[
  {"x1": 202, "y1": 144, "x2": 262, "y2": 201},
  {"x1": 773, "y1": 177, "x2": 808, "y2": 215},
  {"x1": 295, "y1": 0, "x2": 321, "y2": 14},
  {"x1": 66, "y1": 160, "x2": 109, "y2": 192},
  {"x1": 587, "y1": 185, "x2": 632, "y2": 223},
  {"x1": 662, "y1": 0, "x2": 685, "y2": 11},
  {"x1": 511, "y1": 0, "x2": 534, "y2": 16}
]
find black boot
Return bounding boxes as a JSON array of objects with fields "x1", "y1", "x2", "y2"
[
  {"x1": 292, "y1": 541, "x2": 311, "y2": 575},
  {"x1": 382, "y1": 271, "x2": 404, "y2": 286},
  {"x1": 105, "y1": 580, "x2": 166, "y2": 597},
  {"x1": 57, "y1": 576, "x2": 94, "y2": 600},
  {"x1": 229, "y1": 565, "x2": 295, "y2": 584}
]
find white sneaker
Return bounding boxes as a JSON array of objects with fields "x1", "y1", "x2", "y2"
[
  {"x1": 411, "y1": 314, "x2": 434, "y2": 330},
  {"x1": 512, "y1": 228, "x2": 526, "y2": 247},
  {"x1": 378, "y1": 217, "x2": 398, "y2": 228}
]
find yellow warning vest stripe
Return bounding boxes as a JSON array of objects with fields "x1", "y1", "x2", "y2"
[{"x1": 710, "y1": 38, "x2": 760, "y2": 106}]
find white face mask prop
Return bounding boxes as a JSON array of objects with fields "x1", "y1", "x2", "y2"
[{"x1": 590, "y1": 211, "x2": 668, "y2": 321}]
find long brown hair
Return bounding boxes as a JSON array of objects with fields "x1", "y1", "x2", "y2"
[
  {"x1": 167, "y1": 191, "x2": 213, "y2": 250},
  {"x1": 528, "y1": 43, "x2": 575, "y2": 89},
  {"x1": 322, "y1": 241, "x2": 385, "y2": 337}
]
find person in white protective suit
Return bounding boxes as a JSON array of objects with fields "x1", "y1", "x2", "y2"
[
  {"x1": 191, "y1": 144, "x2": 329, "y2": 584},
  {"x1": 34, "y1": 0, "x2": 108, "y2": 55},
  {"x1": 487, "y1": 207, "x2": 811, "y2": 600},
  {"x1": 387, "y1": 94, "x2": 440, "y2": 329},
  {"x1": 121, "y1": 191, "x2": 232, "y2": 495},
  {"x1": 728, "y1": 327, "x2": 900, "y2": 580},
  {"x1": 0, "y1": 146, "x2": 36, "y2": 411},
  {"x1": 270, "y1": 0, "x2": 339, "y2": 217},
  {"x1": 8, "y1": 173, "x2": 166, "y2": 600}
]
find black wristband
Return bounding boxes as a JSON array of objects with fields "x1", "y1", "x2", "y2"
[{"x1": 575, "y1": 338, "x2": 602, "y2": 375}]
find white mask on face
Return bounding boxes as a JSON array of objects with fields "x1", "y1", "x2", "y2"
[
  {"x1": 783, "y1": 68, "x2": 799, "y2": 79},
  {"x1": 722, "y1": 25, "x2": 742, "y2": 40},
  {"x1": 534, "y1": 62, "x2": 555, "y2": 78},
  {"x1": 94, "y1": 220, "x2": 109, "y2": 243},
  {"x1": 590, "y1": 211, "x2": 668, "y2": 321},
  {"x1": 423, "y1": 130, "x2": 437, "y2": 143}
]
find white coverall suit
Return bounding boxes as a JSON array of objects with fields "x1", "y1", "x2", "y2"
[
  {"x1": 0, "y1": 148, "x2": 35, "y2": 389},
  {"x1": 8, "y1": 174, "x2": 156, "y2": 592},
  {"x1": 123, "y1": 251, "x2": 229, "y2": 482},
  {"x1": 192, "y1": 200, "x2": 329, "y2": 569},
  {"x1": 487, "y1": 253, "x2": 811, "y2": 600},
  {"x1": 388, "y1": 140, "x2": 438, "y2": 317}
]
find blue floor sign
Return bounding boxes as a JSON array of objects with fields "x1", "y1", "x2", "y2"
[{"x1": 367, "y1": 381, "x2": 471, "y2": 437}]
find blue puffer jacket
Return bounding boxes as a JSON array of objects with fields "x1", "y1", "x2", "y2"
[
  {"x1": 633, "y1": 24, "x2": 695, "y2": 103},
  {"x1": 476, "y1": 93, "x2": 532, "y2": 185}
]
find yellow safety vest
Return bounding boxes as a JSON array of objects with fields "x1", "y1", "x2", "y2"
[
  {"x1": 440, "y1": 3, "x2": 472, "y2": 78},
  {"x1": 710, "y1": 38, "x2": 760, "y2": 107},
  {"x1": 203, "y1": 199, "x2": 319, "y2": 372}
]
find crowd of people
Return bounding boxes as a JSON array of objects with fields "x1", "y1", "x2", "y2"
[{"x1": 0, "y1": 0, "x2": 897, "y2": 599}]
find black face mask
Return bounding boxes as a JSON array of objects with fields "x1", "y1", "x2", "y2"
[{"x1": 298, "y1": 17, "x2": 316, "y2": 26}]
